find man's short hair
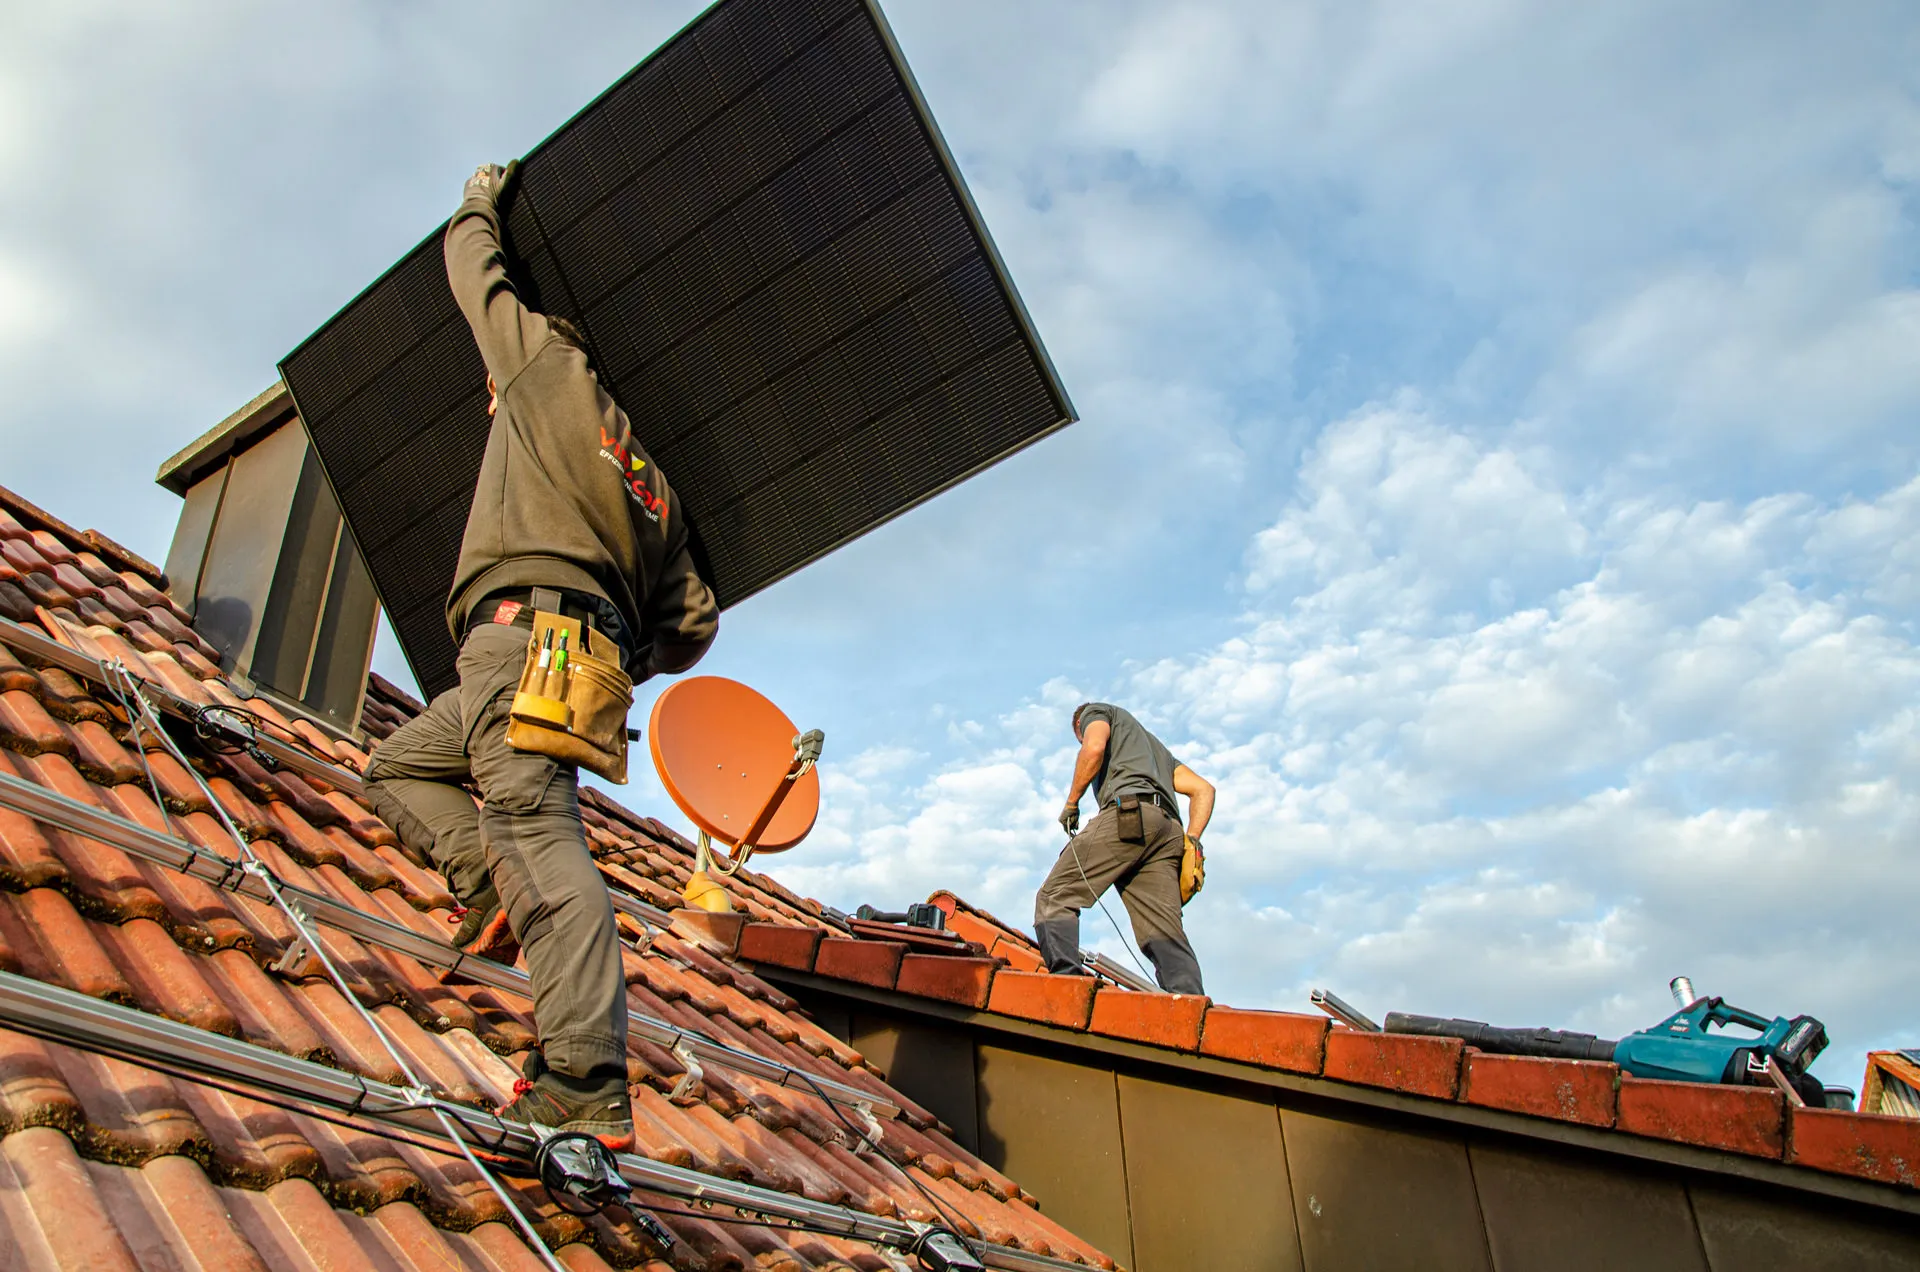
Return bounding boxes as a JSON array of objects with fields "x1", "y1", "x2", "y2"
[{"x1": 1072, "y1": 702, "x2": 1093, "y2": 736}]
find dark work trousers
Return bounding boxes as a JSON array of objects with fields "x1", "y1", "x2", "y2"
[
  {"x1": 1033, "y1": 802, "x2": 1204, "y2": 995},
  {"x1": 363, "y1": 622, "x2": 628, "y2": 1079}
]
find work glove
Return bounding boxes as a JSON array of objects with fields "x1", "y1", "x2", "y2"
[
  {"x1": 1058, "y1": 801, "x2": 1080, "y2": 837},
  {"x1": 463, "y1": 160, "x2": 519, "y2": 205},
  {"x1": 1180, "y1": 836, "x2": 1205, "y2": 905}
]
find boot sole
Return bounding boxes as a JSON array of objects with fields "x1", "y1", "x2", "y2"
[{"x1": 563, "y1": 1122, "x2": 633, "y2": 1153}]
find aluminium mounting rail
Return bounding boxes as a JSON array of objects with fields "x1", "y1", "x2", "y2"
[
  {"x1": 0, "y1": 769, "x2": 899, "y2": 1119},
  {"x1": 0, "y1": 969, "x2": 1087, "y2": 1272},
  {"x1": 4, "y1": 619, "x2": 764, "y2": 940},
  {"x1": 0, "y1": 616, "x2": 366, "y2": 798}
]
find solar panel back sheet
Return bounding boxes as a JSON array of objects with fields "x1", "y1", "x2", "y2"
[{"x1": 281, "y1": 0, "x2": 1072, "y2": 699}]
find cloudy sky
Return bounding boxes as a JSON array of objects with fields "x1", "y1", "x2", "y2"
[{"x1": 4, "y1": 0, "x2": 1917, "y2": 1089}]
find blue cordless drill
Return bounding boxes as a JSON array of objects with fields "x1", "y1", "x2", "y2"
[{"x1": 1384, "y1": 976, "x2": 1837, "y2": 1107}]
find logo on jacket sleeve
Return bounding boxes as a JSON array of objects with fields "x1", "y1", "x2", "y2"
[{"x1": 599, "y1": 427, "x2": 668, "y2": 524}]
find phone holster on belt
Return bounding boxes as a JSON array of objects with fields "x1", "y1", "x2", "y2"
[
  {"x1": 1117, "y1": 795, "x2": 1146, "y2": 844},
  {"x1": 505, "y1": 589, "x2": 635, "y2": 784}
]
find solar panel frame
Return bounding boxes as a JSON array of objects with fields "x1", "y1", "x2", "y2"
[{"x1": 281, "y1": 0, "x2": 1073, "y2": 699}]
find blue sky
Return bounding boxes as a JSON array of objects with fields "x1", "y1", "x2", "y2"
[{"x1": 4, "y1": 0, "x2": 1917, "y2": 1090}]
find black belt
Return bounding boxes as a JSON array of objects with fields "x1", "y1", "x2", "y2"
[
  {"x1": 470, "y1": 587, "x2": 599, "y2": 634},
  {"x1": 1113, "y1": 790, "x2": 1172, "y2": 812}
]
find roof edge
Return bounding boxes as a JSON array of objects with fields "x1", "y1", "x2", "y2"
[
  {"x1": 155, "y1": 382, "x2": 295, "y2": 495},
  {"x1": 754, "y1": 961, "x2": 1920, "y2": 1219}
]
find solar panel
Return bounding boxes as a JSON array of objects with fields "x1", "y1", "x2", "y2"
[{"x1": 280, "y1": 0, "x2": 1073, "y2": 700}]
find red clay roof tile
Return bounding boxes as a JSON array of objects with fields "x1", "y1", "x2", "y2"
[
  {"x1": 988, "y1": 936, "x2": 1044, "y2": 973},
  {"x1": 1459, "y1": 1050, "x2": 1619, "y2": 1128},
  {"x1": 1787, "y1": 1106, "x2": 1920, "y2": 1187},
  {"x1": 1088, "y1": 987, "x2": 1208, "y2": 1050},
  {"x1": 814, "y1": 937, "x2": 907, "y2": 990},
  {"x1": 1324, "y1": 1028, "x2": 1463, "y2": 1100},
  {"x1": 1617, "y1": 1075, "x2": 1784, "y2": 1158},
  {"x1": 986, "y1": 971, "x2": 1097, "y2": 1030},
  {"x1": 1198, "y1": 1006, "x2": 1329, "y2": 1073},
  {"x1": 0, "y1": 690, "x2": 68, "y2": 755},
  {"x1": 738, "y1": 921, "x2": 823, "y2": 971},
  {"x1": 96, "y1": 916, "x2": 241, "y2": 1037},
  {"x1": 895, "y1": 952, "x2": 998, "y2": 1008},
  {"x1": 24, "y1": 532, "x2": 75, "y2": 569}
]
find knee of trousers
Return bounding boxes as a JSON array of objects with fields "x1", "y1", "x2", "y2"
[
  {"x1": 1033, "y1": 882, "x2": 1079, "y2": 924},
  {"x1": 362, "y1": 742, "x2": 409, "y2": 785},
  {"x1": 362, "y1": 780, "x2": 435, "y2": 858}
]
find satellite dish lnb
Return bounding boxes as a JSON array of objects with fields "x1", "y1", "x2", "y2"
[{"x1": 648, "y1": 676, "x2": 822, "y2": 913}]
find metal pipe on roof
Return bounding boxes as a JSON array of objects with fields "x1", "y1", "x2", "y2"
[
  {"x1": 0, "y1": 769, "x2": 899, "y2": 1119},
  {"x1": 0, "y1": 969, "x2": 1084, "y2": 1272}
]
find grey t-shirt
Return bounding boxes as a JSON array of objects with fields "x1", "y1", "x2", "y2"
[{"x1": 1081, "y1": 703, "x2": 1182, "y2": 812}]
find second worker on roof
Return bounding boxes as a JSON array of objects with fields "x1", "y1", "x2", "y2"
[{"x1": 1036, "y1": 702, "x2": 1215, "y2": 995}]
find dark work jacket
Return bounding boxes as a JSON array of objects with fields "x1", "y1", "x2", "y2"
[{"x1": 442, "y1": 191, "x2": 718, "y2": 681}]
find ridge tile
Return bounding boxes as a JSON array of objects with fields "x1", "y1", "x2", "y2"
[{"x1": 987, "y1": 970, "x2": 1096, "y2": 1030}]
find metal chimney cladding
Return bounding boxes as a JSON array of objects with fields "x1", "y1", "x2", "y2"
[{"x1": 280, "y1": 0, "x2": 1074, "y2": 698}]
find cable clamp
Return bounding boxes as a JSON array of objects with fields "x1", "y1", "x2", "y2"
[
  {"x1": 269, "y1": 895, "x2": 317, "y2": 974},
  {"x1": 669, "y1": 1039, "x2": 705, "y2": 1102},
  {"x1": 272, "y1": 934, "x2": 315, "y2": 976},
  {"x1": 852, "y1": 1100, "x2": 884, "y2": 1155}
]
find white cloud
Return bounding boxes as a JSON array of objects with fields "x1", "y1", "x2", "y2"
[{"x1": 790, "y1": 402, "x2": 1920, "y2": 1087}]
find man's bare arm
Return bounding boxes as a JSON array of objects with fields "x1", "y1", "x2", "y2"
[
  {"x1": 1058, "y1": 720, "x2": 1109, "y2": 835},
  {"x1": 1067, "y1": 720, "x2": 1110, "y2": 804},
  {"x1": 1172, "y1": 764, "x2": 1215, "y2": 839}
]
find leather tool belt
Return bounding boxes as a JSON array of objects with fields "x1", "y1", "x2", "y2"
[{"x1": 504, "y1": 588, "x2": 635, "y2": 784}]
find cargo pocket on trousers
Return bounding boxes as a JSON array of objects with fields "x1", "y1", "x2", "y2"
[{"x1": 470, "y1": 687, "x2": 560, "y2": 814}]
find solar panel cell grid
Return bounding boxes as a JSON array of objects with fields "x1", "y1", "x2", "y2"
[{"x1": 282, "y1": 0, "x2": 1071, "y2": 696}]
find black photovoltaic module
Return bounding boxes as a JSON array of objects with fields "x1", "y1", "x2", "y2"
[{"x1": 279, "y1": 0, "x2": 1073, "y2": 699}]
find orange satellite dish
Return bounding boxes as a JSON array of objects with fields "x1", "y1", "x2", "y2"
[{"x1": 649, "y1": 677, "x2": 822, "y2": 911}]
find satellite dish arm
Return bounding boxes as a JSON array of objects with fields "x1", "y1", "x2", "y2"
[{"x1": 727, "y1": 729, "x2": 825, "y2": 862}]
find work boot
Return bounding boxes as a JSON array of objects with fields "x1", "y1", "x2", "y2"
[
  {"x1": 1033, "y1": 916, "x2": 1087, "y2": 976},
  {"x1": 1142, "y1": 938, "x2": 1205, "y2": 996},
  {"x1": 499, "y1": 1052, "x2": 634, "y2": 1152},
  {"x1": 447, "y1": 883, "x2": 521, "y2": 965}
]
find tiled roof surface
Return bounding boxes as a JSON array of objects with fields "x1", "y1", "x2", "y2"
[
  {"x1": 743, "y1": 897, "x2": 1920, "y2": 1197},
  {"x1": 0, "y1": 485, "x2": 1116, "y2": 1270}
]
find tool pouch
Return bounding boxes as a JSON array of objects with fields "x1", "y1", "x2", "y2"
[
  {"x1": 506, "y1": 607, "x2": 634, "y2": 785},
  {"x1": 1116, "y1": 796, "x2": 1145, "y2": 844},
  {"x1": 1180, "y1": 836, "x2": 1205, "y2": 905}
]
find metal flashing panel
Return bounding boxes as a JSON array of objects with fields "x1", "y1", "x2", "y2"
[{"x1": 280, "y1": 0, "x2": 1072, "y2": 696}]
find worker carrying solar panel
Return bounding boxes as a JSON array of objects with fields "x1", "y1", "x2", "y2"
[
  {"x1": 1036, "y1": 703, "x2": 1216, "y2": 995},
  {"x1": 362, "y1": 162, "x2": 720, "y2": 1151}
]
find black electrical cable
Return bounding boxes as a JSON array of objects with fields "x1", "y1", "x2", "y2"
[
  {"x1": 787, "y1": 1065, "x2": 989, "y2": 1266},
  {"x1": 189, "y1": 701, "x2": 346, "y2": 772}
]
